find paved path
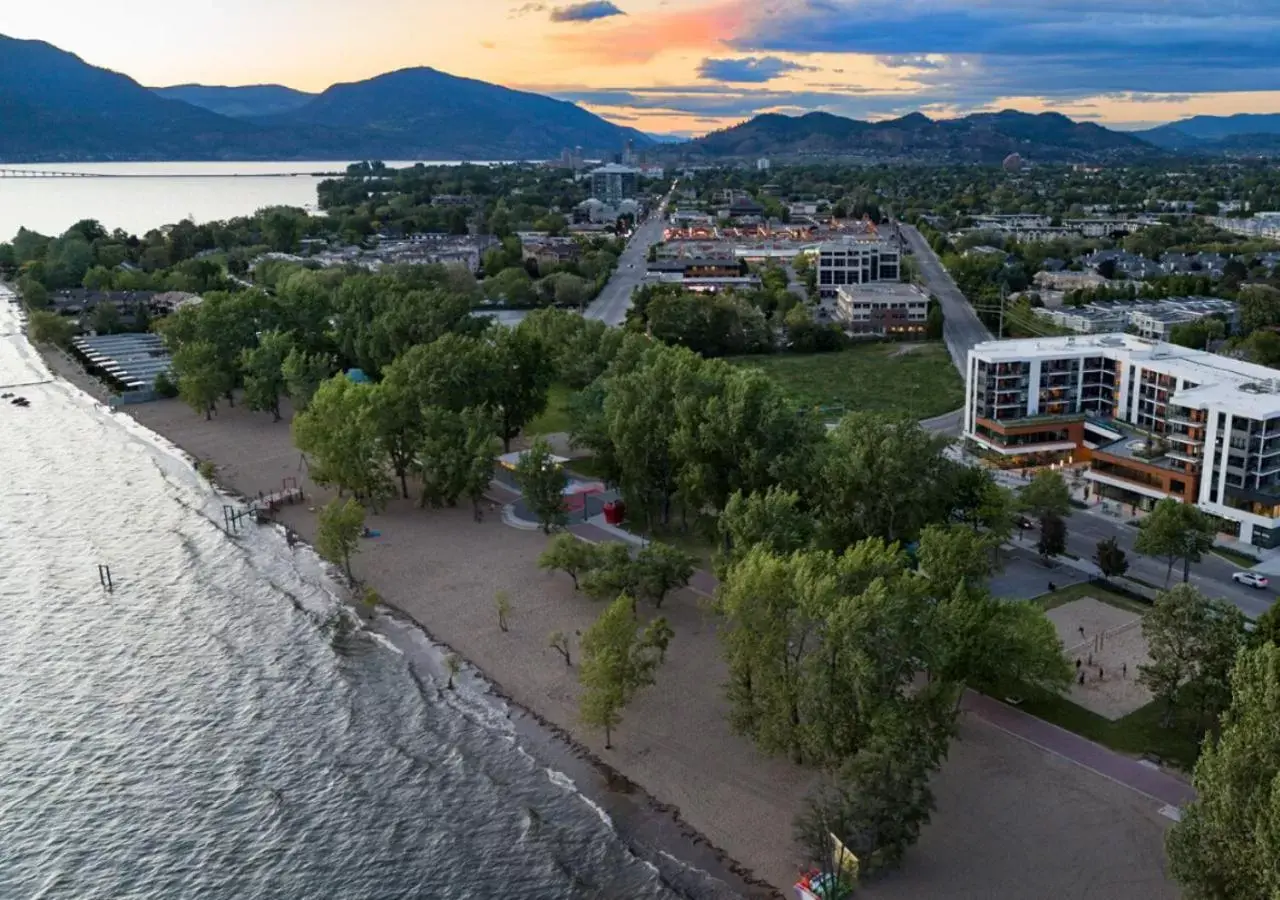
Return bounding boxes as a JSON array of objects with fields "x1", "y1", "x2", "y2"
[
  {"x1": 962, "y1": 693, "x2": 1194, "y2": 808},
  {"x1": 494, "y1": 476, "x2": 1196, "y2": 809}
]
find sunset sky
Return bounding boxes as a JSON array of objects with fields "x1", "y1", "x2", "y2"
[{"x1": 3, "y1": 0, "x2": 1280, "y2": 135}]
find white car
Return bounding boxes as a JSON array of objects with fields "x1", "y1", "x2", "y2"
[{"x1": 1232, "y1": 571, "x2": 1270, "y2": 589}]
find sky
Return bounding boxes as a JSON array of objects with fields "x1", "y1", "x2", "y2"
[{"x1": 4, "y1": 0, "x2": 1280, "y2": 136}]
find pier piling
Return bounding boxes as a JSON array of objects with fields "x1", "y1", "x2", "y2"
[{"x1": 97, "y1": 564, "x2": 114, "y2": 592}]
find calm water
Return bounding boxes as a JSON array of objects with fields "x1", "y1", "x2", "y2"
[
  {"x1": 0, "y1": 290, "x2": 739, "y2": 899},
  {"x1": 0, "y1": 161, "x2": 490, "y2": 239}
]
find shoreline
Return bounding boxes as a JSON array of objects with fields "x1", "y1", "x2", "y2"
[
  {"x1": 12, "y1": 298, "x2": 1186, "y2": 900},
  {"x1": 20, "y1": 327, "x2": 780, "y2": 899}
]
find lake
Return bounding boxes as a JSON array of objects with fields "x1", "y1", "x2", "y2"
[{"x1": 0, "y1": 161, "x2": 488, "y2": 240}]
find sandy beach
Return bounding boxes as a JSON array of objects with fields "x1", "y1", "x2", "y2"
[{"x1": 111, "y1": 392, "x2": 1180, "y2": 899}]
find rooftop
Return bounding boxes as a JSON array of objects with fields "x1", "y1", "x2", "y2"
[{"x1": 972, "y1": 333, "x2": 1280, "y2": 418}]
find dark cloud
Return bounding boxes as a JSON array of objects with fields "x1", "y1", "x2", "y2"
[
  {"x1": 696, "y1": 56, "x2": 814, "y2": 83},
  {"x1": 549, "y1": 1, "x2": 626, "y2": 23},
  {"x1": 732, "y1": 0, "x2": 1280, "y2": 99}
]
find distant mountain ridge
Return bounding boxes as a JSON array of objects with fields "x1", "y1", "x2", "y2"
[
  {"x1": 0, "y1": 35, "x2": 650, "y2": 162},
  {"x1": 152, "y1": 84, "x2": 316, "y2": 119},
  {"x1": 677, "y1": 110, "x2": 1157, "y2": 163},
  {"x1": 1135, "y1": 114, "x2": 1280, "y2": 154}
]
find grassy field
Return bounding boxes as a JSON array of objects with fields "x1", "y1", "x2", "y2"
[
  {"x1": 526, "y1": 383, "x2": 576, "y2": 435},
  {"x1": 725, "y1": 342, "x2": 964, "y2": 420}
]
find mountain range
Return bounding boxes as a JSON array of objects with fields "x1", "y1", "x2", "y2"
[
  {"x1": 3, "y1": 33, "x2": 1280, "y2": 164},
  {"x1": 676, "y1": 110, "x2": 1153, "y2": 163},
  {"x1": 1134, "y1": 114, "x2": 1280, "y2": 153},
  {"x1": 0, "y1": 35, "x2": 650, "y2": 162}
]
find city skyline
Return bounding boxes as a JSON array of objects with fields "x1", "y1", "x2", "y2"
[{"x1": 3, "y1": 0, "x2": 1280, "y2": 135}]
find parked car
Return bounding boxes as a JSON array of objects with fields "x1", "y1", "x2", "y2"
[{"x1": 1232, "y1": 571, "x2": 1270, "y2": 590}]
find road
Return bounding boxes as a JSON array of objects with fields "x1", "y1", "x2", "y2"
[
  {"x1": 1057, "y1": 509, "x2": 1276, "y2": 620},
  {"x1": 584, "y1": 188, "x2": 675, "y2": 327},
  {"x1": 898, "y1": 222, "x2": 992, "y2": 376}
]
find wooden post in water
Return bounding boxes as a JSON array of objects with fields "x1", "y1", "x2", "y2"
[{"x1": 97, "y1": 564, "x2": 113, "y2": 592}]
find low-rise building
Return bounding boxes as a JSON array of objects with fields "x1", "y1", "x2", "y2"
[
  {"x1": 645, "y1": 257, "x2": 757, "y2": 292},
  {"x1": 836, "y1": 283, "x2": 930, "y2": 338},
  {"x1": 964, "y1": 334, "x2": 1280, "y2": 548},
  {"x1": 1033, "y1": 297, "x2": 1237, "y2": 339}
]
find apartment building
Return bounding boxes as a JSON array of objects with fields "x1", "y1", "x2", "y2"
[
  {"x1": 835, "y1": 283, "x2": 930, "y2": 337},
  {"x1": 816, "y1": 239, "x2": 900, "y2": 299},
  {"x1": 965, "y1": 334, "x2": 1280, "y2": 548},
  {"x1": 1033, "y1": 297, "x2": 1237, "y2": 339},
  {"x1": 588, "y1": 164, "x2": 640, "y2": 205}
]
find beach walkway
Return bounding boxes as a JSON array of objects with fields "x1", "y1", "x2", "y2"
[{"x1": 491, "y1": 478, "x2": 1195, "y2": 812}]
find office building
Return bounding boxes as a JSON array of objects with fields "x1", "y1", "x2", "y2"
[
  {"x1": 816, "y1": 239, "x2": 901, "y2": 299},
  {"x1": 965, "y1": 334, "x2": 1280, "y2": 548},
  {"x1": 836, "y1": 283, "x2": 930, "y2": 337}
]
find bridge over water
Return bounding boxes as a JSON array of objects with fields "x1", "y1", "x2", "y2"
[{"x1": 0, "y1": 168, "x2": 105, "y2": 178}]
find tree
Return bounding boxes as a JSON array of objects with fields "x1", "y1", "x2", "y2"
[
  {"x1": 1018, "y1": 469, "x2": 1071, "y2": 521},
  {"x1": 90, "y1": 301, "x2": 123, "y2": 335},
  {"x1": 1140, "y1": 584, "x2": 1247, "y2": 729},
  {"x1": 795, "y1": 707, "x2": 952, "y2": 877},
  {"x1": 578, "y1": 593, "x2": 673, "y2": 748},
  {"x1": 27, "y1": 309, "x2": 76, "y2": 346},
  {"x1": 316, "y1": 497, "x2": 365, "y2": 581},
  {"x1": 491, "y1": 327, "x2": 554, "y2": 452},
  {"x1": 538, "y1": 533, "x2": 598, "y2": 590},
  {"x1": 239, "y1": 331, "x2": 293, "y2": 421},
  {"x1": 1238, "y1": 284, "x2": 1280, "y2": 335},
  {"x1": 1036, "y1": 511, "x2": 1067, "y2": 563},
  {"x1": 495, "y1": 590, "x2": 512, "y2": 632},
  {"x1": 1135, "y1": 498, "x2": 1217, "y2": 586},
  {"x1": 549, "y1": 631, "x2": 573, "y2": 666},
  {"x1": 717, "y1": 487, "x2": 816, "y2": 575},
  {"x1": 819, "y1": 414, "x2": 955, "y2": 549},
  {"x1": 1252, "y1": 603, "x2": 1280, "y2": 649},
  {"x1": 633, "y1": 541, "x2": 696, "y2": 609},
  {"x1": 513, "y1": 438, "x2": 567, "y2": 533},
  {"x1": 917, "y1": 524, "x2": 995, "y2": 597},
  {"x1": 281, "y1": 348, "x2": 333, "y2": 412},
  {"x1": 445, "y1": 653, "x2": 461, "y2": 690},
  {"x1": 1094, "y1": 536, "x2": 1130, "y2": 580},
  {"x1": 580, "y1": 542, "x2": 640, "y2": 602},
  {"x1": 172, "y1": 340, "x2": 232, "y2": 420},
  {"x1": 293, "y1": 376, "x2": 394, "y2": 507},
  {"x1": 1167, "y1": 643, "x2": 1280, "y2": 899},
  {"x1": 1245, "y1": 329, "x2": 1280, "y2": 368}
]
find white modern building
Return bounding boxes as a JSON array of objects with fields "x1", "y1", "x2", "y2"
[
  {"x1": 965, "y1": 334, "x2": 1280, "y2": 548},
  {"x1": 816, "y1": 239, "x2": 901, "y2": 299}
]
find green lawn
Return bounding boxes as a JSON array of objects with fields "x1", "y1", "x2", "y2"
[
  {"x1": 1213, "y1": 545, "x2": 1262, "y2": 568},
  {"x1": 526, "y1": 383, "x2": 576, "y2": 435},
  {"x1": 724, "y1": 343, "x2": 964, "y2": 421}
]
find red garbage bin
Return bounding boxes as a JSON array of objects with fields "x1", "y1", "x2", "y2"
[{"x1": 603, "y1": 501, "x2": 624, "y2": 525}]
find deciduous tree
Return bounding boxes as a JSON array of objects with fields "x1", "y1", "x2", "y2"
[
  {"x1": 634, "y1": 542, "x2": 697, "y2": 609},
  {"x1": 317, "y1": 497, "x2": 365, "y2": 581},
  {"x1": 1036, "y1": 511, "x2": 1067, "y2": 563},
  {"x1": 1168, "y1": 643, "x2": 1280, "y2": 899},
  {"x1": 578, "y1": 594, "x2": 673, "y2": 748},
  {"x1": 1094, "y1": 536, "x2": 1130, "y2": 580},
  {"x1": 538, "y1": 533, "x2": 599, "y2": 590},
  {"x1": 172, "y1": 340, "x2": 232, "y2": 420},
  {"x1": 1135, "y1": 498, "x2": 1217, "y2": 586},
  {"x1": 239, "y1": 330, "x2": 293, "y2": 421},
  {"x1": 1019, "y1": 469, "x2": 1071, "y2": 521},
  {"x1": 293, "y1": 375, "x2": 394, "y2": 507},
  {"x1": 513, "y1": 437, "x2": 567, "y2": 533},
  {"x1": 281, "y1": 347, "x2": 333, "y2": 412}
]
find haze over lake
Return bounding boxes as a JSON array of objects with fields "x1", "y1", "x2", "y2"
[{"x1": 0, "y1": 161, "x2": 485, "y2": 239}]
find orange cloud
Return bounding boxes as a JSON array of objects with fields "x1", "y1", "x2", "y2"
[{"x1": 550, "y1": 0, "x2": 746, "y2": 64}]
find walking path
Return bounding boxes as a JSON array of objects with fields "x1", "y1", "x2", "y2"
[{"x1": 490, "y1": 477, "x2": 1196, "y2": 810}]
